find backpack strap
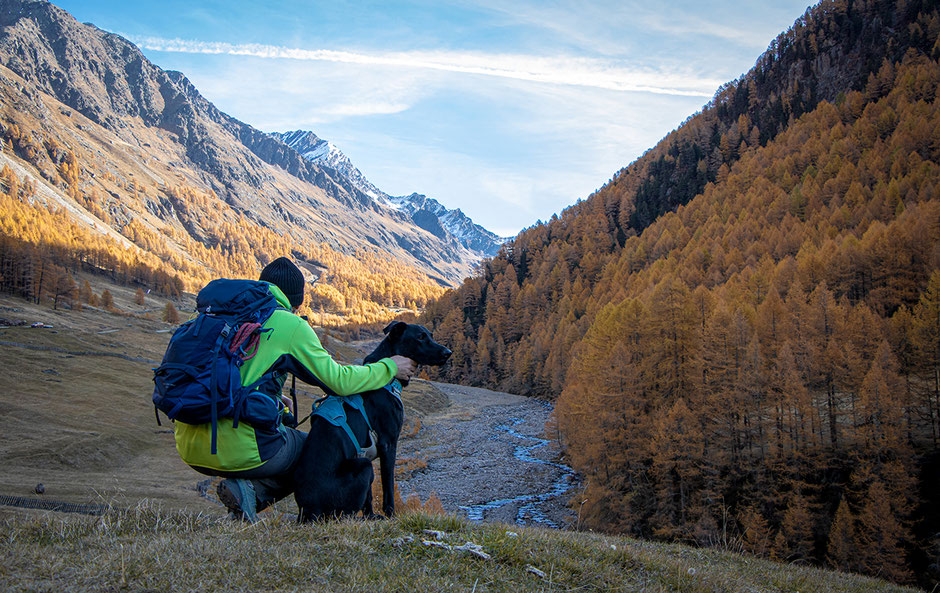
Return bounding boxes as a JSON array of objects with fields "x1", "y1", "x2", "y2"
[
  {"x1": 208, "y1": 323, "x2": 232, "y2": 455},
  {"x1": 290, "y1": 375, "x2": 297, "y2": 425}
]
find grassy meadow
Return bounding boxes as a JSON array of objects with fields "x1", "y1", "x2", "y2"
[{"x1": 1, "y1": 504, "x2": 920, "y2": 593}]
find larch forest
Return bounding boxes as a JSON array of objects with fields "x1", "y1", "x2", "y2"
[{"x1": 421, "y1": 0, "x2": 940, "y2": 587}]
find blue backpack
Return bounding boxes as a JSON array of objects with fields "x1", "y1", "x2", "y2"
[{"x1": 152, "y1": 279, "x2": 286, "y2": 454}]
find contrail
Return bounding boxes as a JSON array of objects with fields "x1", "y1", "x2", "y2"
[{"x1": 131, "y1": 36, "x2": 717, "y2": 97}]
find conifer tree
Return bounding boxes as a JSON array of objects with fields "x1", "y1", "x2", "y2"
[
  {"x1": 826, "y1": 497, "x2": 857, "y2": 572},
  {"x1": 857, "y1": 342, "x2": 905, "y2": 454},
  {"x1": 739, "y1": 504, "x2": 773, "y2": 558},
  {"x1": 162, "y1": 302, "x2": 179, "y2": 324},
  {"x1": 854, "y1": 480, "x2": 912, "y2": 583},
  {"x1": 912, "y1": 271, "x2": 940, "y2": 444},
  {"x1": 80, "y1": 279, "x2": 93, "y2": 304},
  {"x1": 100, "y1": 289, "x2": 114, "y2": 310},
  {"x1": 773, "y1": 491, "x2": 815, "y2": 562},
  {"x1": 650, "y1": 397, "x2": 704, "y2": 538}
]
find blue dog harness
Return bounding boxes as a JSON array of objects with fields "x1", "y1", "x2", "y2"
[
  {"x1": 383, "y1": 379, "x2": 403, "y2": 402},
  {"x1": 310, "y1": 380, "x2": 402, "y2": 460}
]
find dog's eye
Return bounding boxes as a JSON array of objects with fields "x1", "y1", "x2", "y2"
[{"x1": 419, "y1": 334, "x2": 427, "y2": 341}]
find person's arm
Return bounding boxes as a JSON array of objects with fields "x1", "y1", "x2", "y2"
[{"x1": 286, "y1": 319, "x2": 397, "y2": 396}]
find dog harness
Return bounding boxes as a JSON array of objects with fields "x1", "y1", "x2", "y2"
[
  {"x1": 309, "y1": 379, "x2": 403, "y2": 461},
  {"x1": 383, "y1": 378, "x2": 403, "y2": 402}
]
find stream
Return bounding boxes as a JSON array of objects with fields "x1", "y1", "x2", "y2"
[
  {"x1": 460, "y1": 417, "x2": 578, "y2": 527},
  {"x1": 397, "y1": 382, "x2": 579, "y2": 528}
]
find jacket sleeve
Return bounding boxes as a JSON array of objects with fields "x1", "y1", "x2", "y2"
[{"x1": 285, "y1": 318, "x2": 397, "y2": 396}]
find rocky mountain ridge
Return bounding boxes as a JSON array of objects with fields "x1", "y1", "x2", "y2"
[
  {"x1": 273, "y1": 129, "x2": 507, "y2": 257},
  {"x1": 0, "y1": 0, "x2": 482, "y2": 285}
]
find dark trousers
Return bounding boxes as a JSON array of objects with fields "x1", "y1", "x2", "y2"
[{"x1": 190, "y1": 427, "x2": 307, "y2": 508}]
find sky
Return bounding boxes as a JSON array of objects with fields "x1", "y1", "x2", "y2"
[{"x1": 53, "y1": 0, "x2": 812, "y2": 238}]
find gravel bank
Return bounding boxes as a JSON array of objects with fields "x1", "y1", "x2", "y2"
[{"x1": 397, "y1": 382, "x2": 578, "y2": 528}]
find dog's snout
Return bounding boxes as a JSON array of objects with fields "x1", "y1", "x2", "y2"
[{"x1": 435, "y1": 346, "x2": 452, "y2": 365}]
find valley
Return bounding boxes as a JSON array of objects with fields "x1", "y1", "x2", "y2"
[
  {"x1": 0, "y1": 289, "x2": 918, "y2": 593},
  {"x1": 397, "y1": 382, "x2": 577, "y2": 529},
  {"x1": 1, "y1": 0, "x2": 939, "y2": 588},
  {"x1": 0, "y1": 283, "x2": 572, "y2": 526}
]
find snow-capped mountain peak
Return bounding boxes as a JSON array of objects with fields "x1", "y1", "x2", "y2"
[
  {"x1": 270, "y1": 130, "x2": 507, "y2": 256},
  {"x1": 273, "y1": 130, "x2": 395, "y2": 207}
]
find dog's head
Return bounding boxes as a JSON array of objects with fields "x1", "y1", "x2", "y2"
[{"x1": 382, "y1": 321, "x2": 452, "y2": 366}]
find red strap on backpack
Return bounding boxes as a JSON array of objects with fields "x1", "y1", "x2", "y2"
[{"x1": 229, "y1": 322, "x2": 263, "y2": 360}]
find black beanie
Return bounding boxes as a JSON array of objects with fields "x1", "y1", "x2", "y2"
[{"x1": 260, "y1": 257, "x2": 305, "y2": 308}]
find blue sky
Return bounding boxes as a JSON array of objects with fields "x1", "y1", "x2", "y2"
[{"x1": 53, "y1": 0, "x2": 812, "y2": 237}]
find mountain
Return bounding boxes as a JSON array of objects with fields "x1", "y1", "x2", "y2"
[
  {"x1": 273, "y1": 130, "x2": 507, "y2": 257},
  {"x1": 273, "y1": 130, "x2": 390, "y2": 204},
  {"x1": 387, "y1": 192, "x2": 506, "y2": 257},
  {"x1": 420, "y1": 0, "x2": 940, "y2": 586},
  {"x1": 0, "y1": 0, "x2": 484, "y2": 302},
  {"x1": 424, "y1": 0, "x2": 940, "y2": 396}
]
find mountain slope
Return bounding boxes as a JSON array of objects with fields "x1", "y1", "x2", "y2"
[
  {"x1": 420, "y1": 0, "x2": 940, "y2": 586},
  {"x1": 2, "y1": 507, "x2": 918, "y2": 592},
  {"x1": 422, "y1": 0, "x2": 940, "y2": 395},
  {"x1": 273, "y1": 129, "x2": 507, "y2": 257},
  {"x1": 0, "y1": 0, "x2": 479, "y2": 292},
  {"x1": 388, "y1": 192, "x2": 506, "y2": 257}
]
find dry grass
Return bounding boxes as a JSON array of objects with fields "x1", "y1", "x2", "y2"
[
  {"x1": 0, "y1": 290, "x2": 450, "y2": 513},
  {"x1": 0, "y1": 503, "x2": 919, "y2": 593},
  {"x1": 395, "y1": 456, "x2": 429, "y2": 476},
  {"x1": 401, "y1": 416, "x2": 422, "y2": 438},
  {"x1": 0, "y1": 288, "x2": 203, "y2": 512}
]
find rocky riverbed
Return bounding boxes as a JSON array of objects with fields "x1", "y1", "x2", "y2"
[{"x1": 397, "y1": 382, "x2": 578, "y2": 528}]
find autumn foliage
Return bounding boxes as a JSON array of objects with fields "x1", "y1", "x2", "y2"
[
  {"x1": 422, "y1": 2, "x2": 940, "y2": 585},
  {"x1": 0, "y1": 125, "x2": 443, "y2": 323}
]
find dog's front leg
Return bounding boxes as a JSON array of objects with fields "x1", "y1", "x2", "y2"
[
  {"x1": 361, "y1": 468, "x2": 377, "y2": 518},
  {"x1": 378, "y1": 442, "x2": 398, "y2": 517}
]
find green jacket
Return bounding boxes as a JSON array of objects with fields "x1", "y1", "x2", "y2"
[{"x1": 174, "y1": 284, "x2": 397, "y2": 471}]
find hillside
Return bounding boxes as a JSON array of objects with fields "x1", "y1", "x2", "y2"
[
  {"x1": 0, "y1": 506, "x2": 918, "y2": 593},
  {"x1": 0, "y1": 0, "x2": 485, "y2": 327},
  {"x1": 420, "y1": 0, "x2": 940, "y2": 587},
  {"x1": 0, "y1": 278, "x2": 450, "y2": 513}
]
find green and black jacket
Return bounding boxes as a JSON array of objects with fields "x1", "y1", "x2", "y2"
[{"x1": 174, "y1": 284, "x2": 398, "y2": 471}]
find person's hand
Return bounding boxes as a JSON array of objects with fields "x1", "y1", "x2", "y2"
[
  {"x1": 280, "y1": 394, "x2": 294, "y2": 416},
  {"x1": 391, "y1": 355, "x2": 416, "y2": 381}
]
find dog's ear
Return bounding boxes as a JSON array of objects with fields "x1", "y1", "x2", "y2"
[{"x1": 383, "y1": 321, "x2": 407, "y2": 338}]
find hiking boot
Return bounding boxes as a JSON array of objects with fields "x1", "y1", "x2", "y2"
[{"x1": 217, "y1": 479, "x2": 258, "y2": 522}]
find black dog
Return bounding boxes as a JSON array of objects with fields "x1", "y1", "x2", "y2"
[{"x1": 293, "y1": 321, "x2": 451, "y2": 522}]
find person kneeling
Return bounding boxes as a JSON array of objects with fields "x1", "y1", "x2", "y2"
[{"x1": 168, "y1": 258, "x2": 415, "y2": 520}]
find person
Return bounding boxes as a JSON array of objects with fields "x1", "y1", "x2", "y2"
[{"x1": 172, "y1": 257, "x2": 416, "y2": 520}]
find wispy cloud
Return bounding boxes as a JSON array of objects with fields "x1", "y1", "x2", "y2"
[
  {"x1": 131, "y1": 36, "x2": 719, "y2": 97},
  {"x1": 315, "y1": 101, "x2": 412, "y2": 118},
  {"x1": 465, "y1": 0, "x2": 801, "y2": 54}
]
